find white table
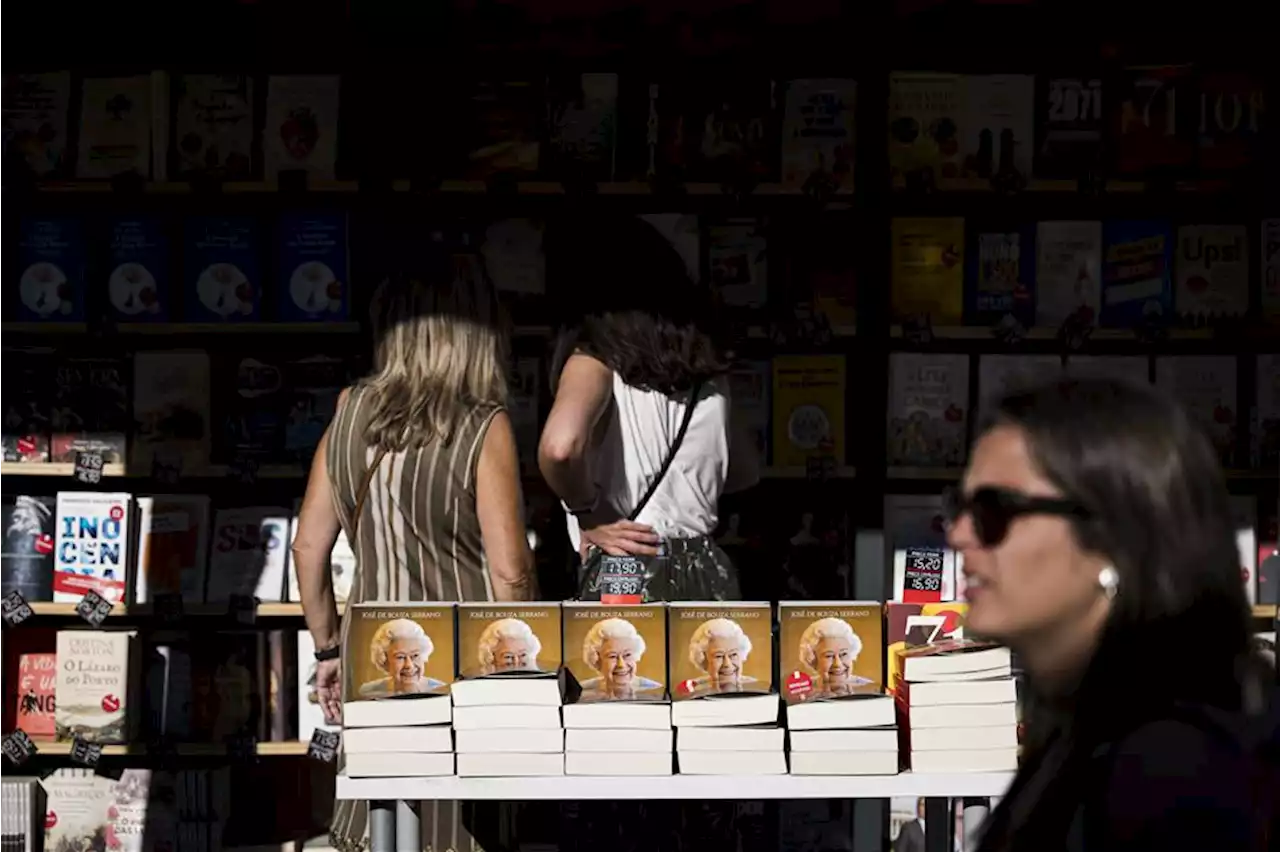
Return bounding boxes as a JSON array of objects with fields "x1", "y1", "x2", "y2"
[{"x1": 341, "y1": 772, "x2": 1015, "y2": 851}]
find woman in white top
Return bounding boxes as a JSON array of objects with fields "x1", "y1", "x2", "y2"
[{"x1": 538, "y1": 215, "x2": 759, "y2": 601}]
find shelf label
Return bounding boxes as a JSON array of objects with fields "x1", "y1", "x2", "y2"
[
  {"x1": 2, "y1": 591, "x2": 34, "y2": 628},
  {"x1": 2, "y1": 730, "x2": 38, "y2": 766},
  {"x1": 76, "y1": 591, "x2": 113, "y2": 626},
  {"x1": 228, "y1": 594, "x2": 258, "y2": 625},
  {"x1": 902, "y1": 546, "x2": 945, "y2": 604},
  {"x1": 307, "y1": 729, "x2": 341, "y2": 763},
  {"x1": 69, "y1": 736, "x2": 103, "y2": 768},
  {"x1": 73, "y1": 451, "x2": 104, "y2": 484},
  {"x1": 225, "y1": 733, "x2": 258, "y2": 763},
  {"x1": 152, "y1": 592, "x2": 185, "y2": 624}
]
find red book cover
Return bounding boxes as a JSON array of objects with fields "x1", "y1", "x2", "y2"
[{"x1": 14, "y1": 651, "x2": 56, "y2": 738}]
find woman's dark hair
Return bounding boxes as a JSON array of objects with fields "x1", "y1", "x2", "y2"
[
  {"x1": 545, "y1": 214, "x2": 730, "y2": 395},
  {"x1": 976, "y1": 378, "x2": 1256, "y2": 850}
]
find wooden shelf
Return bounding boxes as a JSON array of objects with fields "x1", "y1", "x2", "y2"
[
  {"x1": 24, "y1": 601, "x2": 332, "y2": 618},
  {"x1": 761, "y1": 466, "x2": 857, "y2": 479},
  {"x1": 23, "y1": 739, "x2": 312, "y2": 757},
  {"x1": 1252, "y1": 605, "x2": 1277, "y2": 619},
  {"x1": 1, "y1": 462, "x2": 306, "y2": 479},
  {"x1": 0, "y1": 462, "x2": 128, "y2": 477},
  {"x1": 889, "y1": 177, "x2": 1236, "y2": 194}
]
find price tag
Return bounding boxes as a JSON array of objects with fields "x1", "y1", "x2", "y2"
[
  {"x1": 902, "y1": 546, "x2": 945, "y2": 604},
  {"x1": 151, "y1": 453, "x2": 182, "y2": 485},
  {"x1": 805, "y1": 455, "x2": 837, "y2": 481},
  {"x1": 1057, "y1": 307, "x2": 1095, "y2": 353},
  {"x1": 69, "y1": 736, "x2": 103, "y2": 768},
  {"x1": 902, "y1": 314, "x2": 934, "y2": 345},
  {"x1": 225, "y1": 733, "x2": 258, "y2": 763},
  {"x1": 992, "y1": 314, "x2": 1027, "y2": 345},
  {"x1": 2, "y1": 590, "x2": 34, "y2": 628},
  {"x1": 229, "y1": 455, "x2": 260, "y2": 484},
  {"x1": 228, "y1": 594, "x2": 258, "y2": 625},
  {"x1": 152, "y1": 592, "x2": 184, "y2": 624},
  {"x1": 596, "y1": 555, "x2": 647, "y2": 605},
  {"x1": 76, "y1": 590, "x2": 114, "y2": 626},
  {"x1": 73, "y1": 451, "x2": 104, "y2": 484},
  {"x1": 2, "y1": 730, "x2": 38, "y2": 766},
  {"x1": 307, "y1": 729, "x2": 341, "y2": 762}
]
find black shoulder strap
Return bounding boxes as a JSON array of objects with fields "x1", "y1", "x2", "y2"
[{"x1": 627, "y1": 381, "x2": 703, "y2": 522}]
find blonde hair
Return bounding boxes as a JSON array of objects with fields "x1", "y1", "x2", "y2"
[
  {"x1": 798, "y1": 617, "x2": 861, "y2": 672},
  {"x1": 370, "y1": 618, "x2": 433, "y2": 673},
  {"x1": 582, "y1": 618, "x2": 646, "y2": 671},
  {"x1": 687, "y1": 618, "x2": 751, "y2": 670},
  {"x1": 364, "y1": 261, "x2": 508, "y2": 451},
  {"x1": 477, "y1": 618, "x2": 541, "y2": 672}
]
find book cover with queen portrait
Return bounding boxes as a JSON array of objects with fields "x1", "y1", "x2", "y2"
[
  {"x1": 342, "y1": 603, "x2": 456, "y2": 702},
  {"x1": 563, "y1": 602, "x2": 667, "y2": 702},
  {"x1": 456, "y1": 602, "x2": 563, "y2": 679},
  {"x1": 777, "y1": 601, "x2": 883, "y2": 704},
  {"x1": 668, "y1": 602, "x2": 774, "y2": 699}
]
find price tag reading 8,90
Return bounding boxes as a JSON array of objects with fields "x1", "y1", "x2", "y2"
[{"x1": 903, "y1": 547, "x2": 945, "y2": 602}]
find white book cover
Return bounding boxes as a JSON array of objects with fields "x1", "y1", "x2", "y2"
[
  {"x1": 639, "y1": 214, "x2": 700, "y2": 283},
  {"x1": 886, "y1": 353, "x2": 970, "y2": 469},
  {"x1": 76, "y1": 76, "x2": 151, "y2": 179},
  {"x1": 1035, "y1": 221, "x2": 1102, "y2": 327},
  {"x1": 3, "y1": 71, "x2": 71, "y2": 176},
  {"x1": 263, "y1": 75, "x2": 340, "y2": 180},
  {"x1": 53, "y1": 492, "x2": 133, "y2": 604},
  {"x1": 708, "y1": 219, "x2": 768, "y2": 307},
  {"x1": 1155, "y1": 356, "x2": 1238, "y2": 465},
  {"x1": 205, "y1": 507, "x2": 291, "y2": 602},
  {"x1": 55, "y1": 631, "x2": 135, "y2": 743},
  {"x1": 1255, "y1": 354, "x2": 1280, "y2": 469},
  {"x1": 976, "y1": 355, "x2": 1063, "y2": 422},
  {"x1": 173, "y1": 74, "x2": 254, "y2": 179},
  {"x1": 1263, "y1": 220, "x2": 1280, "y2": 321},
  {"x1": 781, "y1": 79, "x2": 856, "y2": 192},
  {"x1": 286, "y1": 498, "x2": 354, "y2": 604},
  {"x1": 1175, "y1": 225, "x2": 1249, "y2": 320},
  {"x1": 481, "y1": 219, "x2": 545, "y2": 295},
  {"x1": 960, "y1": 75, "x2": 1035, "y2": 181},
  {"x1": 134, "y1": 495, "x2": 209, "y2": 602},
  {"x1": 297, "y1": 630, "x2": 338, "y2": 743}
]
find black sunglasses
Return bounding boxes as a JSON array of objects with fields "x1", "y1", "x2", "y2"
[{"x1": 942, "y1": 486, "x2": 1091, "y2": 548}]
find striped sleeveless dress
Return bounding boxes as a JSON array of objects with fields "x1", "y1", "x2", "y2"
[{"x1": 326, "y1": 384, "x2": 509, "y2": 852}]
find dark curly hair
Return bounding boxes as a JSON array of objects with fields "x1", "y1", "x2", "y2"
[{"x1": 546, "y1": 214, "x2": 730, "y2": 395}]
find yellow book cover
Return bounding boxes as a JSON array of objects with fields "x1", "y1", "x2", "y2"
[
  {"x1": 668, "y1": 602, "x2": 773, "y2": 699},
  {"x1": 456, "y1": 602, "x2": 563, "y2": 678},
  {"x1": 891, "y1": 217, "x2": 965, "y2": 324},
  {"x1": 771, "y1": 354, "x2": 846, "y2": 468},
  {"x1": 562, "y1": 603, "x2": 667, "y2": 702},
  {"x1": 777, "y1": 601, "x2": 883, "y2": 705},
  {"x1": 342, "y1": 603, "x2": 456, "y2": 702}
]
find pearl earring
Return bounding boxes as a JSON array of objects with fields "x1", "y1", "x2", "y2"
[{"x1": 1097, "y1": 565, "x2": 1119, "y2": 600}]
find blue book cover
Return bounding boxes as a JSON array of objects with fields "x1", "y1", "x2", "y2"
[
  {"x1": 184, "y1": 216, "x2": 260, "y2": 322},
  {"x1": 15, "y1": 218, "x2": 85, "y2": 322},
  {"x1": 106, "y1": 217, "x2": 169, "y2": 322},
  {"x1": 277, "y1": 212, "x2": 349, "y2": 321},
  {"x1": 1101, "y1": 220, "x2": 1173, "y2": 328},
  {"x1": 965, "y1": 224, "x2": 1035, "y2": 327}
]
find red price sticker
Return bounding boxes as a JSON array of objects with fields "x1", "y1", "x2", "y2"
[
  {"x1": 784, "y1": 670, "x2": 813, "y2": 700},
  {"x1": 45, "y1": 811, "x2": 57, "y2": 830},
  {"x1": 101, "y1": 694, "x2": 121, "y2": 713},
  {"x1": 677, "y1": 678, "x2": 699, "y2": 697},
  {"x1": 109, "y1": 505, "x2": 125, "y2": 522},
  {"x1": 16, "y1": 436, "x2": 37, "y2": 456},
  {"x1": 34, "y1": 534, "x2": 53, "y2": 555}
]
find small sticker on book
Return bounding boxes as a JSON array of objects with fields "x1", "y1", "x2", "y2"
[{"x1": 784, "y1": 670, "x2": 813, "y2": 700}]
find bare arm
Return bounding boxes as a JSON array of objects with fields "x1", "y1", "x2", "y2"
[
  {"x1": 293, "y1": 423, "x2": 342, "y2": 653},
  {"x1": 476, "y1": 411, "x2": 536, "y2": 601},
  {"x1": 537, "y1": 353, "x2": 613, "y2": 510}
]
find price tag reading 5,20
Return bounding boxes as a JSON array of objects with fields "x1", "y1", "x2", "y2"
[
  {"x1": 597, "y1": 555, "x2": 647, "y2": 605},
  {"x1": 902, "y1": 546, "x2": 945, "y2": 604}
]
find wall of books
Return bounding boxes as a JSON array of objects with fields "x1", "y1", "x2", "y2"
[{"x1": 1, "y1": 2, "x2": 1276, "y2": 852}]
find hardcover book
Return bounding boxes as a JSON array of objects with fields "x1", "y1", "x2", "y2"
[
  {"x1": 456, "y1": 602, "x2": 563, "y2": 679},
  {"x1": 343, "y1": 603, "x2": 455, "y2": 701},
  {"x1": 52, "y1": 492, "x2": 133, "y2": 605},
  {"x1": 55, "y1": 630, "x2": 136, "y2": 743},
  {"x1": 563, "y1": 603, "x2": 667, "y2": 702}
]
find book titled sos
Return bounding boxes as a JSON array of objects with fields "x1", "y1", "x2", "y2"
[{"x1": 52, "y1": 493, "x2": 132, "y2": 604}]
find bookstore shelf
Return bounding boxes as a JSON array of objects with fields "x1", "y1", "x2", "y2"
[
  {"x1": 334, "y1": 772, "x2": 1016, "y2": 802},
  {"x1": 24, "y1": 601, "x2": 335, "y2": 617},
  {"x1": 887, "y1": 325, "x2": 1255, "y2": 341},
  {"x1": 25, "y1": 740, "x2": 312, "y2": 757},
  {"x1": 0, "y1": 462, "x2": 306, "y2": 479}
]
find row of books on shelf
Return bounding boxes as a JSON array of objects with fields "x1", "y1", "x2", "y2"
[
  {"x1": 330, "y1": 601, "x2": 1024, "y2": 781},
  {"x1": 890, "y1": 218, "x2": 1280, "y2": 330},
  {"x1": 4, "y1": 69, "x2": 1269, "y2": 188}
]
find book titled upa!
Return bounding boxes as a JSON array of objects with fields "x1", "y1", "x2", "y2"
[{"x1": 52, "y1": 492, "x2": 133, "y2": 604}]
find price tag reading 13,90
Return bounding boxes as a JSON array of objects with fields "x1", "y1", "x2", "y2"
[{"x1": 902, "y1": 546, "x2": 945, "y2": 604}]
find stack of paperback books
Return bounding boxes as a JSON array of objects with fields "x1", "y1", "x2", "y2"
[
  {"x1": 669, "y1": 602, "x2": 784, "y2": 775},
  {"x1": 562, "y1": 603, "x2": 673, "y2": 776},
  {"x1": 452, "y1": 603, "x2": 565, "y2": 777},
  {"x1": 778, "y1": 602, "x2": 898, "y2": 776},
  {"x1": 341, "y1": 603, "x2": 455, "y2": 778}
]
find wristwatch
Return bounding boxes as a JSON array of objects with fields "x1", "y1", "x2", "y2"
[{"x1": 314, "y1": 645, "x2": 340, "y2": 662}]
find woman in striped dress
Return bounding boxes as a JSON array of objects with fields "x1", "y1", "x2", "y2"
[{"x1": 293, "y1": 261, "x2": 535, "y2": 851}]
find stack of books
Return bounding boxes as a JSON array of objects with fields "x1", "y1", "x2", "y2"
[
  {"x1": 452, "y1": 603, "x2": 565, "y2": 777},
  {"x1": 778, "y1": 602, "x2": 899, "y2": 776},
  {"x1": 894, "y1": 640, "x2": 1018, "y2": 773},
  {"x1": 341, "y1": 603, "x2": 455, "y2": 778},
  {"x1": 668, "y1": 602, "x2": 784, "y2": 775},
  {"x1": 562, "y1": 603, "x2": 673, "y2": 776}
]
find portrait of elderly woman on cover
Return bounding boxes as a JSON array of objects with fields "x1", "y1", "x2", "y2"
[
  {"x1": 578, "y1": 617, "x2": 663, "y2": 700},
  {"x1": 799, "y1": 617, "x2": 874, "y2": 698},
  {"x1": 477, "y1": 617, "x2": 542, "y2": 674},
  {"x1": 358, "y1": 618, "x2": 445, "y2": 697},
  {"x1": 686, "y1": 617, "x2": 757, "y2": 695}
]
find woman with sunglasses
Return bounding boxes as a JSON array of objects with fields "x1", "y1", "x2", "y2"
[{"x1": 947, "y1": 379, "x2": 1276, "y2": 852}]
